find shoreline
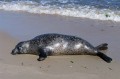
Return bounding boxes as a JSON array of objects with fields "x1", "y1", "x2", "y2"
[{"x1": 0, "y1": 10, "x2": 120, "y2": 79}]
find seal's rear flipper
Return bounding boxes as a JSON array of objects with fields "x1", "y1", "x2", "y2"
[
  {"x1": 96, "y1": 43, "x2": 108, "y2": 51},
  {"x1": 97, "y1": 52, "x2": 112, "y2": 63}
]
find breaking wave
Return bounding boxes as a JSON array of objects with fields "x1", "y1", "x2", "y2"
[{"x1": 0, "y1": 1, "x2": 120, "y2": 22}]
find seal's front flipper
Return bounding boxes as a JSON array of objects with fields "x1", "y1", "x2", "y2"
[
  {"x1": 37, "y1": 57, "x2": 46, "y2": 61},
  {"x1": 37, "y1": 48, "x2": 47, "y2": 61},
  {"x1": 96, "y1": 43, "x2": 108, "y2": 51},
  {"x1": 97, "y1": 52, "x2": 112, "y2": 63}
]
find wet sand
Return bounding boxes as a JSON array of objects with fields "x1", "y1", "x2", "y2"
[{"x1": 0, "y1": 10, "x2": 120, "y2": 79}]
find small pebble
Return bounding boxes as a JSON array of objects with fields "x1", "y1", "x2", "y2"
[
  {"x1": 21, "y1": 62, "x2": 24, "y2": 66},
  {"x1": 108, "y1": 67, "x2": 112, "y2": 70},
  {"x1": 70, "y1": 61, "x2": 74, "y2": 63}
]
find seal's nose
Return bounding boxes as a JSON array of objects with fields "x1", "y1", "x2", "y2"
[{"x1": 11, "y1": 49, "x2": 16, "y2": 55}]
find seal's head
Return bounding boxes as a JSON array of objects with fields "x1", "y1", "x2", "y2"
[{"x1": 11, "y1": 41, "x2": 29, "y2": 55}]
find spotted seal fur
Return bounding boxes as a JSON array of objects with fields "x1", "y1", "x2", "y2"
[{"x1": 11, "y1": 33, "x2": 112, "y2": 63}]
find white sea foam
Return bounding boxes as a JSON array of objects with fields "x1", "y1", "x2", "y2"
[{"x1": 0, "y1": 1, "x2": 120, "y2": 22}]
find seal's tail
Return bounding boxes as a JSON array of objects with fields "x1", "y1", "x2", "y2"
[
  {"x1": 97, "y1": 52, "x2": 112, "y2": 63},
  {"x1": 96, "y1": 43, "x2": 108, "y2": 51}
]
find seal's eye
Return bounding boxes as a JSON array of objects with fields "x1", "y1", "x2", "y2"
[{"x1": 17, "y1": 47, "x2": 22, "y2": 50}]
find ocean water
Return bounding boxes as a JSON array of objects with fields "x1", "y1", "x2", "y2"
[{"x1": 0, "y1": 0, "x2": 120, "y2": 21}]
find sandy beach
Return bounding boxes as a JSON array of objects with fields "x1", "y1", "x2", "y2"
[{"x1": 0, "y1": 10, "x2": 120, "y2": 79}]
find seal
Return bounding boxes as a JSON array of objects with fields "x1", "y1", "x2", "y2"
[{"x1": 11, "y1": 33, "x2": 112, "y2": 63}]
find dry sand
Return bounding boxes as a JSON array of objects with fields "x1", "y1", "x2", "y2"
[{"x1": 0, "y1": 10, "x2": 120, "y2": 79}]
